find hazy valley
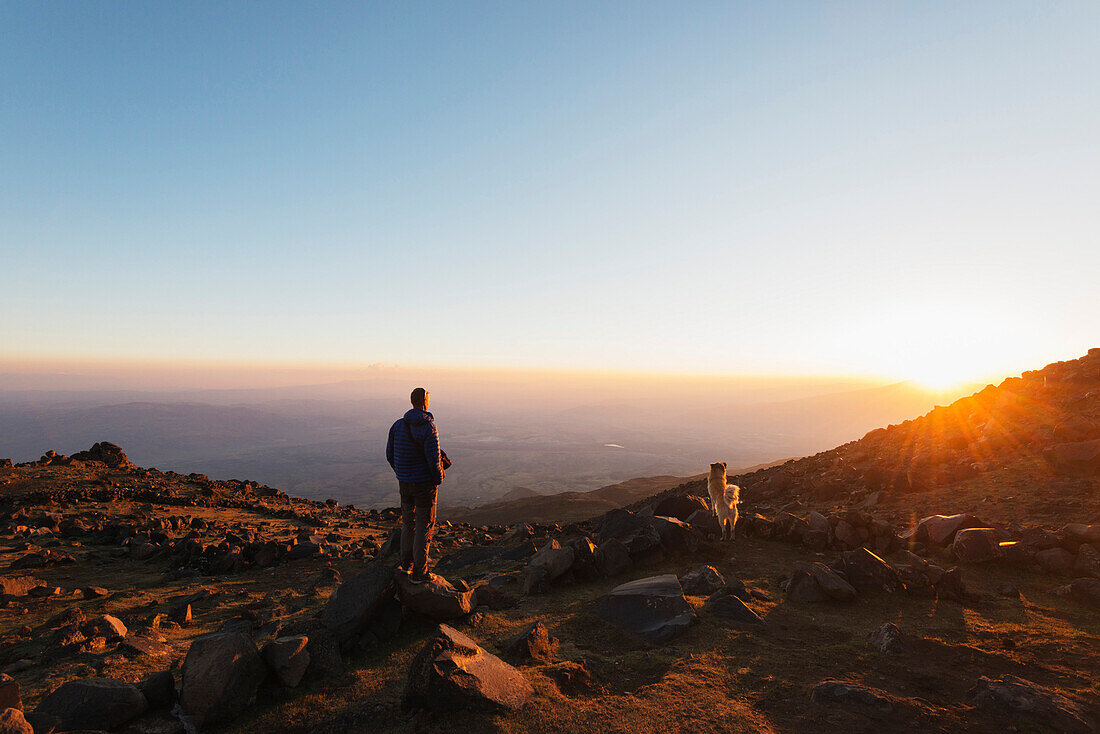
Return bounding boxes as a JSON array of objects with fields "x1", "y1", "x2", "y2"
[{"x1": 0, "y1": 376, "x2": 969, "y2": 510}]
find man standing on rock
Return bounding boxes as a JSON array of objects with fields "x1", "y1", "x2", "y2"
[{"x1": 386, "y1": 387, "x2": 445, "y2": 583}]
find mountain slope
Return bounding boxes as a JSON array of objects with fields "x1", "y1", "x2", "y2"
[{"x1": 637, "y1": 348, "x2": 1100, "y2": 527}]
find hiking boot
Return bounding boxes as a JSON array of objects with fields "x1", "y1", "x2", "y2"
[{"x1": 408, "y1": 571, "x2": 431, "y2": 584}]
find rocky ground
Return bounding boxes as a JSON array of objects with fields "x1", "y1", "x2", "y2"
[{"x1": 1, "y1": 349, "x2": 1098, "y2": 734}]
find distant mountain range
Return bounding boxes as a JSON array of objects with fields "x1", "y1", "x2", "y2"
[{"x1": 0, "y1": 375, "x2": 972, "y2": 510}]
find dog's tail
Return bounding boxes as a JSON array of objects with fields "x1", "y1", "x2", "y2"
[{"x1": 723, "y1": 484, "x2": 740, "y2": 507}]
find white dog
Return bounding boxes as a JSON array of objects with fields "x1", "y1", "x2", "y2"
[{"x1": 708, "y1": 461, "x2": 740, "y2": 540}]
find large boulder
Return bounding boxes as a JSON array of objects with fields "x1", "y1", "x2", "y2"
[
  {"x1": 86, "y1": 614, "x2": 127, "y2": 640},
  {"x1": 808, "y1": 562, "x2": 857, "y2": 601},
  {"x1": 1044, "y1": 439, "x2": 1100, "y2": 476},
  {"x1": 595, "y1": 574, "x2": 697, "y2": 644},
  {"x1": 1062, "y1": 524, "x2": 1100, "y2": 546},
  {"x1": 180, "y1": 632, "x2": 266, "y2": 726},
  {"x1": 396, "y1": 573, "x2": 474, "y2": 620},
  {"x1": 0, "y1": 577, "x2": 46, "y2": 597},
  {"x1": 652, "y1": 494, "x2": 709, "y2": 522},
  {"x1": 972, "y1": 675, "x2": 1095, "y2": 733},
  {"x1": 686, "y1": 509, "x2": 722, "y2": 537},
  {"x1": 810, "y1": 679, "x2": 892, "y2": 712},
  {"x1": 319, "y1": 562, "x2": 396, "y2": 642},
  {"x1": 262, "y1": 636, "x2": 311, "y2": 688},
  {"x1": 910, "y1": 514, "x2": 986, "y2": 547},
  {"x1": 504, "y1": 621, "x2": 556, "y2": 663},
  {"x1": 679, "y1": 565, "x2": 726, "y2": 596},
  {"x1": 34, "y1": 678, "x2": 148, "y2": 731},
  {"x1": 137, "y1": 671, "x2": 176, "y2": 711},
  {"x1": 705, "y1": 589, "x2": 765, "y2": 627},
  {"x1": 786, "y1": 568, "x2": 829, "y2": 603},
  {"x1": 564, "y1": 537, "x2": 599, "y2": 581},
  {"x1": 594, "y1": 539, "x2": 632, "y2": 578},
  {"x1": 0, "y1": 709, "x2": 32, "y2": 734},
  {"x1": 69, "y1": 442, "x2": 135, "y2": 470},
  {"x1": 831, "y1": 548, "x2": 902, "y2": 593},
  {"x1": 650, "y1": 516, "x2": 698, "y2": 553},
  {"x1": 527, "y1": 540, "x2": 575, "y2": 581},
  {"x1": 952, "y1": 528, "x2": 1002, "y2": 564},
  {"x1": 1036, "y1": 547, "x2": 1076, "y2": 575},
  {"x1": 596, "y1": 509, "x2": 662, "y2": 557},
  {"x1": 1075, "y1": 544, "x2": 1100, "y2": 578},
  {"x1": 405, "y1": 625, "x2": 533, "y2": 712}
]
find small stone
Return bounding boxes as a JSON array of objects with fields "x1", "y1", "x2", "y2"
[
  {"x1": 679, "y1": 565, "x2": 726, "y2": 596},
  {"x1": 504, "y1": 621, "x2": 556, "y2": 663},
  {"x1": 868, "y1": 622, "x2": 903, "y2": 654},
  {"x1": 0, "y1": 708, "x2": 33, "y2": 734},
  {"x1": 262, "y1": 636, "x2": 311, "y2": 688},
  {"x1": 33, "y1": 678, "x2": 148, "y2": 731}
]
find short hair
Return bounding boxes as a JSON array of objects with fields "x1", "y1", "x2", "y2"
[{"x1": 410, "y1": 387, "x2": 428, "y2": 408}]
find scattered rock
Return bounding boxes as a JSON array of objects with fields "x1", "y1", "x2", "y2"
[
  {"x1": 1044, "y1": 439, "x2": 1100, "y2": 477},
  {"x1": 1075, "y1": 544, "x2": 1100, "y2": 578},
  {"x1": 952, "y1": 528, "x2": 1002, "y2": 563},
  {"x1": 0, "y1": 708, "x2": 32, "y2": 734},
  {"x1": 262, "y1": 636, "x2": 310, "y2": 688},
  {"x1": 1036, "y1": 547, "x2": 1076, "y2": 575},
  {"x1": 404, "y1": 624, "x2": 533, "y2": 712},
  {"x1": 504, "y1": 621, "x2": 556, "y2": 663},
  {"x1": 686, "y1": 509, "x2": 722, "y2": 537},
  {"x1": 868, "y1": 623, "x2": 903, "y2": 653},
  {"x1": 396, "y1": 572, "x2": 475, "y2": 620},
  {"x1": 527, "y1": 540, "x2": 575, "y2": 582},
  {"x1": 33, "y1": 678, "x2": 148, "y2": 731},
  {"x1": 785, "y1": 568, "x2": 829, "y2": 603},
  {"x1": 705, "y1": 589, "x2": 766, "y2": 627},
  {"x1": 595, "y1": 574, "x2": 696, "y2": 644},
  {"x1": 652, "y1": 494, "x2": 709, "y2": 522},
  {"x1": 972, "y1": 674, "x2": 1095, "y2": 733},
  {"x1": 596, "y1": 509, "x2": 662, "y2": 557},
  {"x1": 936, "y1": 567, "x2": 966, "y2": 601},
  {"x1": 810, "y1": 679, "x2": 893, "y2": 712},
  {"x1": 808, "y1": 562, "x2": 858, "y2": 601},
  {"x1": 0, "y1": 578, "x2": 45, "y2": 597},
  {"x1": 138, "y1": 671, "x2": 176, "y2": 711},
  {"x1": 594, "y1": 539, "x2": 632, "y2": 578},
  {"x1": 319, "y1": 562, "x2": 396, "y2": 643},
  {"x1": 119, "y1": 635, "x2": 172, "y2": 658},
  {"x1": 179, "y1": 632, "x2": 266, "y2": 726},
  {"x1": 831, "y1": 548, "x2": 902, "y2": 593},
  {"x1": 169, "y1": 604, "x2": 191, "y2": 627},
  {"x1": 70, "y1": 442, "x2": 136, "y2": 470},
  {"x1": 304, "y1": 628, "x2": 345, "y2": 681},
  {"x1": 679, "y1": 565, "x2": 726, "y2": 596},
  {"x1": 910, "y1": 514, "x2": 985, "y2": 547},
  {"x1": 87, "y1": 614, "x2": 128, "y2": 640}
]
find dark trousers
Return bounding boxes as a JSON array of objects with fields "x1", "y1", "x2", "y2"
[{"x1": 399, "y1": 481, "x2": 438, "y2": 575}]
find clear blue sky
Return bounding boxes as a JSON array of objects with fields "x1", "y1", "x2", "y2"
[{"x1": 3, "y1": 2, "x2": 1097, "y2": 385}]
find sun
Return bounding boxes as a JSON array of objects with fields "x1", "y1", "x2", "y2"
[{"x1": 910, "y1": 369, "x2": 966, "y2": 392}]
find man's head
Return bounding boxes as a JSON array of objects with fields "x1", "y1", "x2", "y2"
[{"x1": 411, "y1": 387, "x2": 429, "y2": 410}]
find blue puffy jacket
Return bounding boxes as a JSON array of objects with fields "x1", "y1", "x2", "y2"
[{"x1": 386, "y1": 408, "x2": 443, "y2": 485}]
